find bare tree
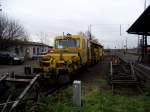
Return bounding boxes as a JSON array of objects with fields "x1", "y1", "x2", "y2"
[
  {"x1": 37, "y1": 32, "x2": 48, "y2": 44},
  {"x1": 78, "y1": 31, "x2": 85, "y2": 36},
  {"x1": 0, "y1": 14, "x2": 28, "y2": 50},
  {"x1": 92, "y1": 38, "x2": 99, "y2": 43},
  {"x1": 79, "y1": 30, "x2": 95, "y2": 40}
]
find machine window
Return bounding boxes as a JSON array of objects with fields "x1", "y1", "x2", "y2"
[{"x1": 56, "y1": 39, "x2": 80, "y2": 48}]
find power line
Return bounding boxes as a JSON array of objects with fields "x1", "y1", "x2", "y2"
[
  {"x1": 88, "y1": 24, "x2": 131, "y2": 37},
  {"x1": 91, "y1": 24, "x2": 131, "y2": 26}
]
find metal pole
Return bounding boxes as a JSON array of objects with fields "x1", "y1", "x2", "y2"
[
  {"x1": 120, "y1": 24, "x2": 122, "y2": 36},
  {"x1": 73, "y1": 80, "x2": 81, "y2": 107},
  {"x1": 110, "y1": 61, "x2": 112, "y2": 76},
  {"x1": 137, "y1": 35, "x2": 140, "y2": 54},
  {"x1": 144, "y1": 0, "x2": 147, "y2": 10},
  {"x1": 145, "y1": 35, "x2": 147, "y2": 54},
  {"x1": 141, "y1": 35, "x2": 145, "y2": 62},
  {"x1": 89, "y1": 24, "x2": 92, "y2": 40},
  {"x1": 0, "y1": 1, "x2": 2, "y2": 11},
  {"x1": 126, "y1": 37, "x2": 128, "y2": 52},
  {"x1": 130, "y1": 62, "x2": 135, "y2": 75}
]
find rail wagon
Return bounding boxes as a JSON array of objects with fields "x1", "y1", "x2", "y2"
[{"x1": 39, "y1": 33, "x2": 103, "y2": 78}]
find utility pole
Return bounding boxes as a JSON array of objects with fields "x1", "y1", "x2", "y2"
[
  {"x1": 88, "y1": 24, "x2": 92, "y2": 40},
  {"x1": 126, "y1": 37, "x2": 128, "y2": 52},
  {"x1": 0, "y1": 5, "x2": 2, "y2": 11},
  {"x1": 144, "y1": 0, "x2": 146, "y2": 10},
  {"x1": 0, "y1": 0, "x2": 2, "y2": 11},
  {"x1": 119, "y1": 24, "x2": 122, "y2": 36},
  {"x1": 90, "y1": 24, "x2": 92, "y2": 40}
]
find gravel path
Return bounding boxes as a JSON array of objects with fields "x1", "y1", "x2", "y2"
[{"x1": 78, "y1": 60, "x2": 110, "y2": 96}]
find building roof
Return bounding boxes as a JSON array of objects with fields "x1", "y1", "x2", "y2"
[
  {"x1": 24, "y1": 41, "x2": 52, "y2": 47},
  {"x1": 127, "y1": 5, "x2": 150, "y2": 36}
]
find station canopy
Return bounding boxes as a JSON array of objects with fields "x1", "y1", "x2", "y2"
[{"x1": 127, "y1": 5, "x2": 150, "y2": 36}]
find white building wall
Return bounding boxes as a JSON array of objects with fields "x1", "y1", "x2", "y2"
[{"x1": 7, "y1": 43, "x2": 50, "y2": 59}]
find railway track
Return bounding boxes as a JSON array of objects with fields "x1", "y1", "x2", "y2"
[
  {"x1": 0, "y1": 73, "x2": 41, "y2": 112},
  {"x1": 0, "y1": 72, "x2": 71, "y2": 112},
  {"x1": 133, "y1": 64, "x2": 150, "y2": 89},
  {"x1": 1, "y1": 55, "x2": 150, "y2": 111},
  {"x1": 107, "y1": 55, "x2": 144, "y2": 94}
]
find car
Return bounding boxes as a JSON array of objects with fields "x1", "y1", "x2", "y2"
[
  {"x1": 0, "y1": 52, "x2": 24, "y2": 65},
  {"x1": 32, "y1": 52, "x2": 47, "y2": 60}
]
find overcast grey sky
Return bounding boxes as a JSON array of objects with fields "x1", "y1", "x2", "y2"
[{"x1": 2, "y1": 0, "x2": 150, "y2": 48}]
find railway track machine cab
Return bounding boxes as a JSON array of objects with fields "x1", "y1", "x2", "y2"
[{"x1": 39, "y1": 33, "x2": 103, "y2": 77}]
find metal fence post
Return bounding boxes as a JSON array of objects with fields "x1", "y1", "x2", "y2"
[
  {"x1": 73, "y1": 80, "x2": 81, "y2": 107},
  {"x1": 24, "y1": 66, "x2": 32, "y2": 75},
  {"x1": 110, "y1": 61, "x2": 112, "y2": 76}
]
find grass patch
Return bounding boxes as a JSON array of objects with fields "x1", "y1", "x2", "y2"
[{"x1": 36, "y1": 87, "x2": 150, "y2": 112}]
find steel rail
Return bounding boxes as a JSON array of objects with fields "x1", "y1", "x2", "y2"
[
  {"x1": 0, "y1": 74, "x2": 8, "y2": 82},
  {"x1": 134, "y1": 64, "x2": 150, "y2": 81},
  {"x1": 9, "y1": 74, "x2": 40, "y2": 112},
  {"x1": 0, "y1": 101, "x2": 15, "y2": 106}
]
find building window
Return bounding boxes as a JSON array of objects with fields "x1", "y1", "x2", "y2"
[
  {"x1": 42, "y1": 48, "x2": 44, "y2": 52},
  {"x1": 37, "y1": 48, "x2": 39, "y2": 54},
  {"x1": 15, "y1": 48, "x2": 19, "y2": 55},
  {"x1": 20, "y1": 46, "x2": 23, "y2": 53},
  {"x1": 33, "y1": 47, "x2": 36, "y2": 55}
]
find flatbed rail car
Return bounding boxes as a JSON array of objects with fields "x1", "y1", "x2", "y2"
[{"x1": 39, "y1": 34, "x2": 103, "y2": 78}]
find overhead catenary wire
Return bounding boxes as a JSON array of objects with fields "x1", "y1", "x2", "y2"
[
  {"x1": 89, "y1": 24, "x2": 131, "y2": 36},
  {"x1": 88, "y1": 24, "x2": 138, "y2": 49}
]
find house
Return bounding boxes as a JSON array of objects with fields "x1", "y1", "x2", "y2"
[{"x1": 8, "y1": 41, "x2": 52, "y2": 59}]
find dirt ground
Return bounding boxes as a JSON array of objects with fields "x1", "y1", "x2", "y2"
[{"x1": 78, "y1": 59, "x2": 111, "y2": 96}]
